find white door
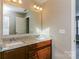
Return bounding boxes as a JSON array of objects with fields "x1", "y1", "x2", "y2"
[
  {"x1": 71, "y1": 0, "x2": 76, "y2": 59},
  {"x1": 16, "y1": 17, "x2": 26, "y2": 34}
]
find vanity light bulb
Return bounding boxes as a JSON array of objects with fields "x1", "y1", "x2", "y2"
[
  {"x1": 40, "y1": 8, "x2": 43, "y2": 11},
  {"x1": 36, "y1": 6, "x2": 40, "y2": 10},
  {"x1": 33, "y1": 5, "x2": 37, "y2": 8},
  {"x1": 19, "y1": 0, "x2": 22, "y2": 4},
  {"x1": 13, "y1": 0, "x2": 17, "y2": 2}
]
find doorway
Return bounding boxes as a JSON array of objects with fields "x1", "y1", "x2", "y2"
[{"x1": 76, "y1": 0, "x2": 79, "y2": 59}]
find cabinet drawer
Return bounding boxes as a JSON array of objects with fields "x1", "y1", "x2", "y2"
[
  {"x1": 28, "y1": 46, "x2": 52, "y2": 59},
  {"x1": 3, "y1": 47, "x2": 26, "y2": 59},
  {"x1": 36, "y1": 40, "x2": 52, "y2": 48},
  {"x1": 37, "y1": 46, "x2": 51, "y2": 59},
  {"x1": 28, "y1": 40, "x2": 52, "y2": 50}
]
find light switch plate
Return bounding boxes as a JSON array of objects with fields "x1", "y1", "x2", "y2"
[{"x1": 59, "y1": 29, "x2": 65, "y2": 34}]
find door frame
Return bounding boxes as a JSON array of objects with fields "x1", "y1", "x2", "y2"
[
  {"x1": 76, "y1": 16, "x2": 79, "y2": 42},
  {"x1": 71, "y1": 0, "x2": 76, "y2": 59}
]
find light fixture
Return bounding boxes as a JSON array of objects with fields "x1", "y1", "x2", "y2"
[
  {"x1": 18, "y1": 0, "x2": 22, "y2": 4},
  {"x1": 33, "y1": 5, "x2": 37, "y2": 8},
  {"x1": 36, "y1": 6, "x2": 40, "y2": 9},
  {"x1": 40, "y1": 8, "x2": 43, "y2": 11},
  {"x1": 6, "y1": 0, "x2": 22, "y2": 4},
  {"x1": 12, "y1": 0, "x2": 17, "y2": 2},
  {"x1": 33, "y1": 5, "x2": 43, "y2": 11}
]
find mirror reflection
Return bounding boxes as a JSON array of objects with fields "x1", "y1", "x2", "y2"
[{"x1": 3, "y1": 4, "x2": 41, "y2": 35}]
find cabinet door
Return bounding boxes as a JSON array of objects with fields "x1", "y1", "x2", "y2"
[
  {"x1": 28, "y1": 46, "x2": 51, "y2": 59},
  {"x1": 37, "y1": 46, "x2": 51, "y2": 59},
  {"x1": 28, "y1": 40, "x2": 52, "y2": 59},
  {"x1": 0, "y1": 52, "x2": 2, "y2": 59},
  {"x1": 3, "y1": 47, "x2": 26, "y2": 59}
]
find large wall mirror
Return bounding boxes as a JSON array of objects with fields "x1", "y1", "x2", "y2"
[{"x1": 3, "y1": 3, "x2": 41, "y2": 36}]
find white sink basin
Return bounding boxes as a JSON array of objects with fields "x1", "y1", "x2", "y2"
[
  {"x1": 3, "y1": 41, "x2": 24, "y2": 49},
  {"x1": 1, "y1": 41, "x2": 25, "y2": 51},
  {"x1": 5, "y1": 41, "x2": 24, "y2": 47}
]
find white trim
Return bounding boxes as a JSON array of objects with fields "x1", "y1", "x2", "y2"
[{"x1": 71, "y1": 0, "x2": 76, "y2": 59}]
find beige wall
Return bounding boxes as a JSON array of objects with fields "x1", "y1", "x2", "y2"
[
  {"x1": 0, "y1": 0, "x2": 3, "y2": 35},
  {"x1": 0, "y1": 0, "x2": 3, "y2": 44},
  {"x1": 43, "y1": 0, "x2": 71, "y2": 59}
]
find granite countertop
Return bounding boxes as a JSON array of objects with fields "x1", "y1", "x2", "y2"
[{"x1": 0, "y1": 38, "x2": 51, "y2": 52}]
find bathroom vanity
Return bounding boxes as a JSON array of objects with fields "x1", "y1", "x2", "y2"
[
  {"x1": 0, "y1": 40, "x2": 52, "y2": 59},
  {"x1": 0, "y1": 1, "x2": 52, "y2": 59},
  {"x1": 0, "y1": 52, "x2": 2, "y2": 59}
]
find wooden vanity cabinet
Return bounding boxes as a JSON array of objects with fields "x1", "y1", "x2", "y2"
[
  {"x1": 1, "y1": 40, "x2": 52, "y2": 59},
  {"x1": 0, "y1": 52, "x2": 2, "y2": 59},
  {"x1": 37, "y1": 46, "x2": 51, "y2": 59},
  {"x1": 2, "y1": 47, "x2": 26, "y2": 59},
  {"x1": 27, "y1": 40, "x2": 52, "y2": 59},
  {"x1": 28, "y1": 46, "x2": 51, "y2": 59}
]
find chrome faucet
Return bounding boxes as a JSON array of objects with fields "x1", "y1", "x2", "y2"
[{"x1": 9, "y1": 38, "x2": 16, "y2": 42}]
